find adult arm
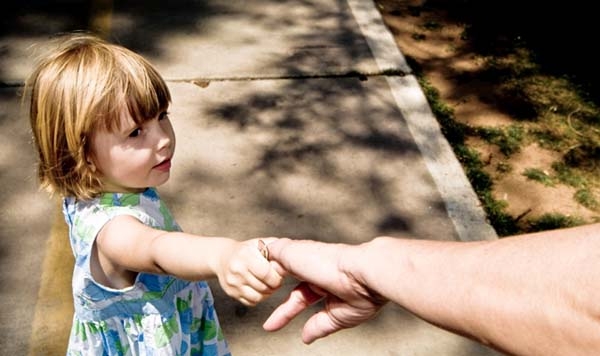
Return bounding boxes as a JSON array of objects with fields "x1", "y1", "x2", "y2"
[{"x1": 263, "y1": 223, "x2": 600, "y2": 355}]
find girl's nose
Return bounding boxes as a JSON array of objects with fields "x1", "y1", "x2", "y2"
[{"x1": 152, "y1": 119, "x2": 174, "y2": 150}]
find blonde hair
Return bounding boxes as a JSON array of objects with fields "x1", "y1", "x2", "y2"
[{"x1": 26, "y1": 34, "x2": 171, "y2": 200}]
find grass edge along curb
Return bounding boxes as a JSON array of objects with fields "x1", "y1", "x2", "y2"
[{"x1": 414, "y1": 73, "x2": 587, "y2": 236}]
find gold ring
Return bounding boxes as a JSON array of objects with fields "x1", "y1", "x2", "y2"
[{"x1": 258, "y1": 239, "x2": 269, "y2": 260}]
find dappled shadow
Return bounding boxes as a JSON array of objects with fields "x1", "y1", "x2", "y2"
[
  {"x1": 433, "y1": 0, "x2": 598, "y2": 98},
  {"x1": 191, "y1": 73, "x2": 455, "y2": 240},
  {"x1": 211, "y1": 77, "x2": 421, "y2": 176},
  {"x1": 2, "y1": 1, "x2": 495, "y2": 355},
  {"x1": 377, "y1": 0, "x2": 599, "y2": 115},
  {"x1": 376, "y1": 0, "x2": 600, "y2": 236},
  {"x1": 0, "y1": 0, "x2": 220, "y2": 82},
  {"x1": 0, "y1": 0, "x2": 220, "y2": 47},
  {"x1": 0, "y1": 87, "x2": 59, "y2": 354}
]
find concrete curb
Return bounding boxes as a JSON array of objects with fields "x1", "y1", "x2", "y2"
[{"x1": 347, "y1": 0, "x2": 497, "y2": 241}]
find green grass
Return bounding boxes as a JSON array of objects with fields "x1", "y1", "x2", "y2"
[
  {"x1": 552, "y1": 162, "x2": 586, "y2": 188},
  {"x1": 418, "y1": 76, "x2": 520, "y2": 236},
  {"x1": 496, "y1": 161, "x2": 512, "y2": 174},
  {"x1": 416, "y1": 61, "x2": 598, "y2": 235},
  {"x1": 522, "y1": 168, "x2": 554, "y2": 186},
  {"x1": 527, "y1": 213, "x2": 584, "y2": 232},
  {"x1": 575, "y1": 189, "x2": 599, "y2": 210},
  {"x1": 475, "y1": 125, "x2": 524, "y2": 156},
  {"x1": 390, "y1": 0, "x2": 600, "y2": 235}
]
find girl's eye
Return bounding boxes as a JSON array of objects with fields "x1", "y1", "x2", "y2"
[
  {"x1": 128, "y1": 128, "x2": 142, "y2": 138},
  {"x1": 159, "y1": 111, "x2": 169, "y2": 121}
]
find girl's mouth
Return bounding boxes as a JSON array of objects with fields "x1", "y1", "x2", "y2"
[{"x1": 154, "y1": 158, "x2": 171, "y2": 172}]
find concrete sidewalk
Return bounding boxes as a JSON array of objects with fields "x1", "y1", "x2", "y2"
[{"x1": 0, "y1": 0, "x2": 499, "y2": 355}]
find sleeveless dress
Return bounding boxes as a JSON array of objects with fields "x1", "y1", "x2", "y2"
[{"x1": 63, "y1": 188, "x2": 231, "y2": 356}]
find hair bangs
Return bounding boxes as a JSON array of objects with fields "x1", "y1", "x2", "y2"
[
  {"x1": 124, "y1": 54, "x2": 171, "y2": 125},
  {"x1": 92, "y1": 50, "x2": 171, "y2": 134}
]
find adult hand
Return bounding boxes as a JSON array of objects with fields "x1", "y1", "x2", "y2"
[{"x1": 262, "y1": 238, "x2": 388, "y2": 344}]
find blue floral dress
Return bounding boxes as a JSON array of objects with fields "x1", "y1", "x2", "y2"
[{"x1": 63, "y1": 188, "x2": 230, "y2": 356}]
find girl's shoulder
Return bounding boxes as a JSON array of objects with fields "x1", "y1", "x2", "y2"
[
  {"x1": 64, "y1": 188, "x2": 180, "y2": 259},
  {"x1": 64, "y1": 188, "x2": 179, "y2": 238},
  {"x1": 66, "y1": 188, "x2": 161, "y2": 217},
  {"x1": 65, "y1": 191, "x2": 148, "y2": 223}
]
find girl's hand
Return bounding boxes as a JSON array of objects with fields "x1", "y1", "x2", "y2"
[{"x1": 215, "y1": 238, "x2": 285, "y2": 306}]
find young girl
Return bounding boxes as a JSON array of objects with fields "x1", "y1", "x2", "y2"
[{"x1": 26, "y1": 34, "x2": 283, "y2": 355}]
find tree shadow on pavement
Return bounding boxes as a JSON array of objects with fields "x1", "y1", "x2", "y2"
[{"x1": 2, "y1": 1, "x2": 498, "y2": 355}]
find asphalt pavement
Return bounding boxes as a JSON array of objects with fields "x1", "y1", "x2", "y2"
[{"x1": 0, "y1": 0, "x2": 500, "y2": 355}]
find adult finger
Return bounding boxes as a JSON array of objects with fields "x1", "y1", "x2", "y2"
[
  {"x1": 263, "y1": 282, "x2": 324, "y2": 331},
  {"x1": 266, "y1": 238, "x2": 343, "y2": 286},
  {"x1": 301, "y1": 309, "x2": 343, "y2": 344}
]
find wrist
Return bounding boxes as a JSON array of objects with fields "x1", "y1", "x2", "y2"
[
  {"x1": 357, "y1": 237, "x2": 405, "y2": 301},
  {"x1": 342, "y1": 238, "x2": 391, "y2": 304},
  {"x1": 207, "y1": 238, "x2": 237, "y2": 277}
]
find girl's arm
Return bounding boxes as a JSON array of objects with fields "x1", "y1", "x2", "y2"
[{"x1": 94, "y1": 215, "x2": 283, "y2": 306}]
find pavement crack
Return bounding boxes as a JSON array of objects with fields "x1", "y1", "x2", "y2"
[
  {"x1": 167, "y1": 69, "x2": 408, "y2": 85},
  {"x1": 2, "y1": 70, "x2": 409, "y2": 88}
]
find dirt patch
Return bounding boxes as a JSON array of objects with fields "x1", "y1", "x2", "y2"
[
  {"x1": 476, "y1": 141, "x2": 597, "y2": 221},
  {"x1": 376, "y1": 0, "x2": 600, "y2": 233}
]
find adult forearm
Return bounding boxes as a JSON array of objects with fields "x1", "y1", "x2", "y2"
[{"x1": 355, "y1": 224, "x2": 600, "y2": 355}]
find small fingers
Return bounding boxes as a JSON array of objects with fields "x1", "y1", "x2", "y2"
[
  {"x1": 232, "y1": 283, "x2": 277, "y2": 306},
  {"x1": 269, "y1": 260, "x2": 287, "y2": 280},
  {"x1": 257, "y1": 239, "x2": 288, "y2": 281},
  {"x1": 242, "y1": 272, "x2": 279, "y2": 296},
  {"x1": 259, "y1": 260, "x2": 285, "y2": 290},
  {"x1": 228, "y1": 266, "x2": 282, "y2": 306},
  {"x1": 253, "y1": 240, "x2": 285, "y2": 289},
  {"x1": 225, "y1": 238, "x2": 286, "y2": 306}
]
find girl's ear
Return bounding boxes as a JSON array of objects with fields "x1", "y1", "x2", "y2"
[
  {"x1": 86, "y1": 156, "x2": 97, "y2": 173},
  {"x1": 82, "y1": 136, "x2": 97, "y2": 173}
]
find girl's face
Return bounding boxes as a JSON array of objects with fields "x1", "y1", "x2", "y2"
[{"x1": 90, "y1": 107, "x2": 176, "y2": 193}]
